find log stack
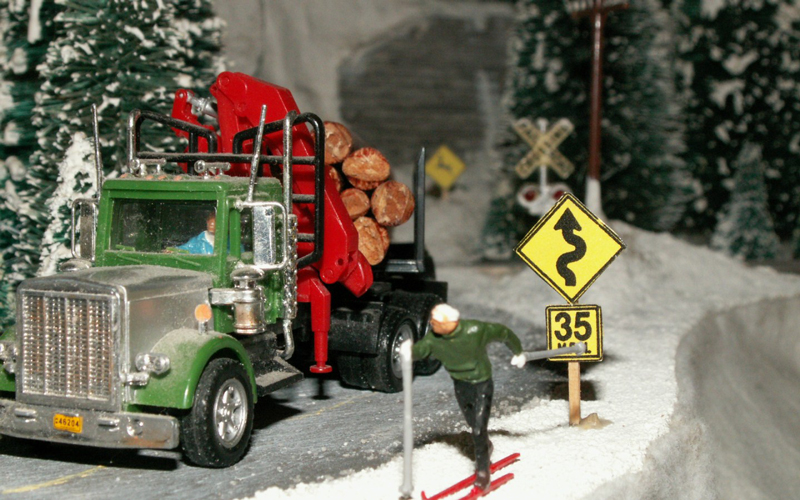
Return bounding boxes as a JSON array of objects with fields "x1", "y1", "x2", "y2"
[{"x1": 324, "y1": 121, "x2": 415, "y2": 265}]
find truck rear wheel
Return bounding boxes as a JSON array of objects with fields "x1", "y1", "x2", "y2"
[
  {"x1": 362, "y1": 306, "x2": 416, "y2": 393},
  {"x1": 389, "y1": 291, "x2": 443, "y2": 376},
  {"x1": 180, "y1": 358, "x2": 254, "y2": 468}
]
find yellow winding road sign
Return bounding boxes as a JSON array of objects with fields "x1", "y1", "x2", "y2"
[{"x1": 515, "y1": 193, "x2": 625, "y2": 304}]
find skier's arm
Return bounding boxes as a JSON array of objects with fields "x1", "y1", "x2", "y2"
[
  {"x1": 411, "y1": 334, "x2": 432, "y2": 360},
  {"x1": 483, "y1": 322, "x2": 523, "y2": 355}
]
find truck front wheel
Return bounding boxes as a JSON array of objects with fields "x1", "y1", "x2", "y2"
[{"x1": 180, "y1": 358, "x2": 254, "y2": 468}]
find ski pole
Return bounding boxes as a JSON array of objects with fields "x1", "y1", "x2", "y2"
[
  {"x1": 400, "y1": 339, "x2": 414, "y2": 499},
  {"x1": 521, "y1": 342, "x2": 587, "y2": 362}
]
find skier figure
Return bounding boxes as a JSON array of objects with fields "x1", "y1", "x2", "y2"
[{"x1": 412, "y1": 304, "x2": 526, "y2": 490}]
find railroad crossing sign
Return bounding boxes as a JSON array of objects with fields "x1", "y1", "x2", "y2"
[
  {"x1": 516, "y1": 193, "x2": 625, "y2": 304},
  {"x1": 425, "y1": 145, "x2": 465, "y2": 191},
  {"x1": 513, "y1": 118, "x2": 575, "y2": 179},
  {"x1": 546, "y1": 304, "x2": 603, "y2": 362}
]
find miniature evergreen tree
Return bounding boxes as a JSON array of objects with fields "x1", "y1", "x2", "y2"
[
  {"x1": 0, "y1": 0, "x2": 63, "y2": 326},
  {"x1": 674, "y1": 0, "x2": 800, "y2": 237},
  {"x1": 710, "y1": 142, "x2": 778, "y2": 260},
  {"x1": 483, "y1": 0, "x2": 587, "y2": 258},
  {"x1": 37, "y1": 132, "x2": 97, "y2": 276},
  {"x1": 173, "y1": 0, "x2": 226, "y2": 93},
  {"x1": 599, "y1": 0, "x2": 692, "y2": 231},
  {"x1": 485, "y1": 0, "x2": 690, "y2": 257},
  {"x1": 18, "y1": 0, "x2": 194, "y2": 281}
]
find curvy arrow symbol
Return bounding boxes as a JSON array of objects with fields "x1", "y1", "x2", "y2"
[{"x1": 554, "y1": 208, "x2": 586, "y2": 287}]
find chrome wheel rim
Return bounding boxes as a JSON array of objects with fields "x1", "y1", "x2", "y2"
[
  {"x1": 213, "y1": 378, "x2": 247, "y2": 448},
  {"x1": 391, "y1": 322, "x2": 414, "y2": 379}
]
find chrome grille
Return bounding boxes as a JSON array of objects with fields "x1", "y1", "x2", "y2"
[{"x1": 19, "y1": 290, "x2": 117, "y2": 408}]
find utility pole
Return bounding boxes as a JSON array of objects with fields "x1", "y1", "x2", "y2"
[{"x1": 564, "y1": 0, "x2": 628, "y2": 216}]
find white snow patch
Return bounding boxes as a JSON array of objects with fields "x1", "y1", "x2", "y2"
[
  {"x1": 123, "y1": 26, "x2": 156, "y2": 49},
  {"x1": 96, "y1": 95, "x2": 121, "y2": 114},
  {"x1": 584, "y1": 176, "x2": 605, "y2": 219},
  {"x1": 59, "y1": 45, "x2": 80, "y2": 65},
  {"x1": 723, "y1": 51, "x2": 758, "y2": 75},
  {"x1": 701, "y1": 0, "x2": 726, "y2": 19},
  {"x1": 0, "y1": 81, "x2": 11, "y2": 116},
  {"x1": 710, "y1": 79, "x2": 745, "y2": 113},
  {"x1": 4, "y1": 122, "x2": 20, "y2": 146},
  {"x1": 27, "y1": 0, "x2": 43, "y2": 43},
  {"x1": 5, "y1": 155, "x2": 26, "y2": 182},
  {"x1": 174, "y1": 73, "x2": 193, "y2": 89},
  {"x1": 10, "y1": 47, "x2": 28, "y2": 74}
]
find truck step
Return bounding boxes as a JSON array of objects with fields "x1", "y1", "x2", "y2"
[{"x1": 255, "y1": 356, "x2": 304, "y2": 396}]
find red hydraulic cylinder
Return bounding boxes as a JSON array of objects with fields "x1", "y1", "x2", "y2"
[{"x1": 297, "y1": 268, "x2": 332, "y2": 374}]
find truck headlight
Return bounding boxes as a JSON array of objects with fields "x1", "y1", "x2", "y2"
[
  {"x1": 134, "y1": 353, "x2": 170, "y2": 375},
  {"x1": 0, "y1": 341, "x2": 18, "y2": 374}
]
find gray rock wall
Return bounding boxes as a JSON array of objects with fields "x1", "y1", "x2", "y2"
[{"x1": 213, "y1": 1, "x2": 513, "y2": 166}]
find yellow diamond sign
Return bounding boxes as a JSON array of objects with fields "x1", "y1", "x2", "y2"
[
  {"x1": 425, "y1": 145, "x2": 465, "y2": 191},
  {"x1": 516, "y1": 193, "x2": 625, "y2": 304}
]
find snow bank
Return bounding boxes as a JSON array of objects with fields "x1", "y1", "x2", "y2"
[{"x1": 250, "y1": 224, "x2": 800, "y2": 499}]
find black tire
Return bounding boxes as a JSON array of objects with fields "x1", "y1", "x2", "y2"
[
  {"x1": 180, "y1": 358, "x2": 254, "y2": 468},
  {"x1": 337, "y1": 352, "x2": 369, "y2": 389},
  {"x1": 389, "y1": 291, "x2": 442, "y2": 376},
  {"x1": 362, "y1": 307, "x2": 416, "y2": 393}
]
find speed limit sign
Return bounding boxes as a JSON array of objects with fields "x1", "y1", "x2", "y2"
[{"x1": 546, "y1": 304, "x2": 603, "y2": 362}]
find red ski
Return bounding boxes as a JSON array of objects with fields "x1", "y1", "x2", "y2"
[
  {"x1": 455, "y1": 473, "x2": 514, "y2": 500},
  {"x1": 421, "y1": 453, "x2": 520, "y2": 500}
]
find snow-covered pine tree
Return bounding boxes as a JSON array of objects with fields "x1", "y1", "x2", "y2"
[
  {"x1": 483, "y1": 0, "x2": 587, "y2": 258},
  {"x1": 38, "y1": 132, "x2": 96, "y2": 276},
  {"x1": 173, "y1": 0, "x2": 226, "y2": 93},
  {"x1": 485, "y1": 0, "x2": 690, "y2": 258},
  {"x1": 18, "y1": 0, "x2": 194, "y2": 282},
  {"x1": 710, "y1": 142, "x2": 779, "y2": 259},
  {"x1": 674, "y1": 0, "x2": 800, "y2": 237},
  {"x1": 599, "y1": 0, "x2": 692, "y2": 231},
  {"x1": 0, "y1": 0, "x2": 63, "y2": 326}
]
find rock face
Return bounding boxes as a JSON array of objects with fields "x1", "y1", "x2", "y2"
[{"x1": 338, "y1": 12, "x2": 513, "y2": 166}]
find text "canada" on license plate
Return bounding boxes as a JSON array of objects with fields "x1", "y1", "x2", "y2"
[{"x1": 53, "y1": 414, "x2": 83, "y2": 434}]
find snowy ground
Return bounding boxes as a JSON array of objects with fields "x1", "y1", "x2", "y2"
[{"x1": 243, "y1": 152, "x2": 800, "y2": 499}]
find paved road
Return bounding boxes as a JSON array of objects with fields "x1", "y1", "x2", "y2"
[{"x1": 0, "y1": 312, "x2": 561, "y2": 499}]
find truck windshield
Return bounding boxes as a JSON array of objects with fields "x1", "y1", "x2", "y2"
[{"x1": 110, "y1": 199, "x2": 218, "y2": 255}]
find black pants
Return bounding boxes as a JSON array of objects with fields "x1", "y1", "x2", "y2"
[{"x1": 453, "y1": 378, "x2": 494, "y2": 474}]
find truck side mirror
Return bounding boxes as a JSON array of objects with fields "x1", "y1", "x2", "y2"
[
  {"x1": 252, "y1": 205, "x2": 278, "y2": 267},
  {"x1": 71, "y1": 199, "x2": 99, "y2": 262}
]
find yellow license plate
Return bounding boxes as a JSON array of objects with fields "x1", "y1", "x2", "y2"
[{"x1": 53, "y1": 414, "x2": 83, "y2": 434}]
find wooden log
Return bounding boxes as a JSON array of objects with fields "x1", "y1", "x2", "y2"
[
  {"x1": 340, "y1": 188, "x2": 370, "y2": 220},
  {"x1": 323, "y1": 121, "x2": 353, "y2": 165},
  {"x1": 327, "y1": 165, "x2": 344, "y2": 192},
  {"x1": 353, "y1": 216, "x2": 387, "y2": 265},
  {"x1": 346, "y1": 175, "x2": 382, "y2": 191},
  {"x1": 371, "y1": 180, "x2": 415, "y2": 227},
  {"x1": 342, "y1": 147, "x2": 391, "y2": 182}
]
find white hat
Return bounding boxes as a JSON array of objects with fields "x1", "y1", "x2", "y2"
[{"x1": 431, "y1": 303, "x2": 460, "y2": 323}]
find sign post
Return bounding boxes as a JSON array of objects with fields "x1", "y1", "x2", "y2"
[{"x1": 516, "y1": 193, "x2": 624, "y2": 425}]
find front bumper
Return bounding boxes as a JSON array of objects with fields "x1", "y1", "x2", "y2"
[{"x1": 0, "y1": 398, "x2": 179, "y2": 449}]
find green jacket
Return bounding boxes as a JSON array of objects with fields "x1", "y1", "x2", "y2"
[{"x1": 412, "y1": 319, "x2": 523, "y2": 383}]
